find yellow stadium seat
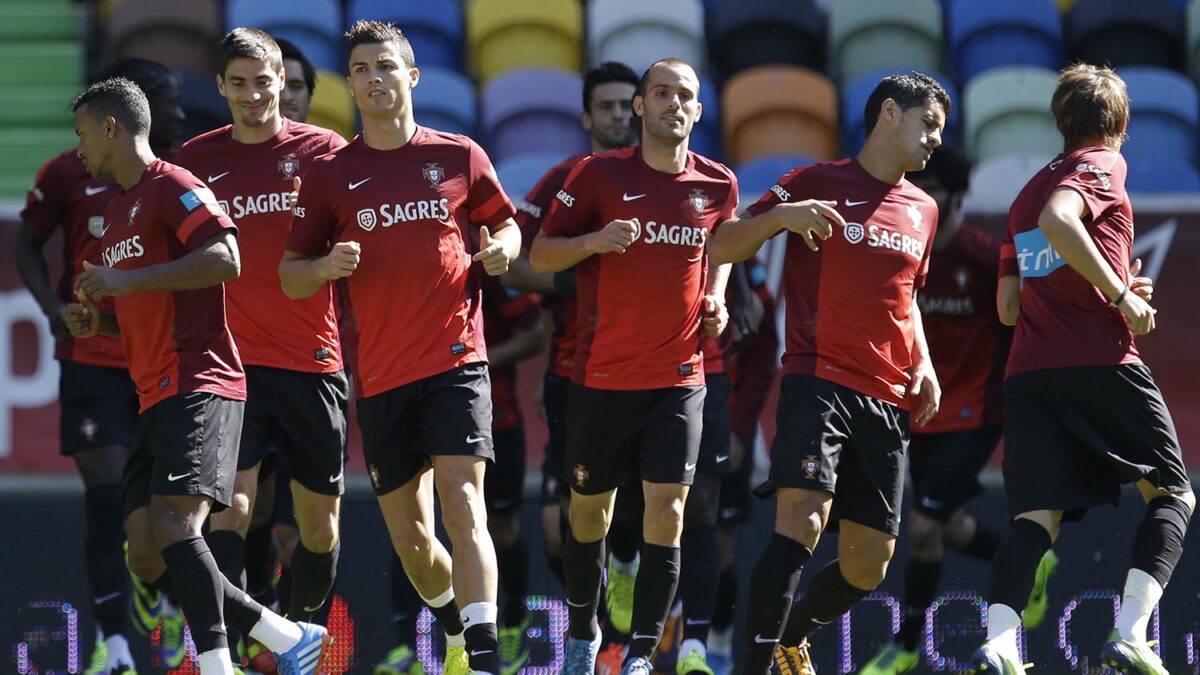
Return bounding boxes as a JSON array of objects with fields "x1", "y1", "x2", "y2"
[
  {"x1": 722, "y1": 66, "x2": 839, "y2": 164},
  {"x1": 308, "y1": 69, "x2": 357, "y2": 141},
  {"x1": 829, "y1": 0, "x2": 943, "y2": 85},
  {"x1": 1055, "y1": 0, "x2": 1078, "y2": 13},
  {"x1": 964, "y1": 66, "x2": 1060, "y2": 163},
  {"x1": 467, "y1": 0, "x2": 583, "y2": 84}
]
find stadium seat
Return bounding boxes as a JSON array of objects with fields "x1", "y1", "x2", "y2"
[
  {"x1": 468, "y1": 0, "x2": 583, "y2": 84},
  {"x1": 1189, "y1": 0, "x2": 1200, "y2": 85},
  {"x1": 947, "y1": 0, "x2": 1062, "y2": 83},
  {"x1": 227, "y1": 0, "x2": 342, "y2": 71},
  {"x1": 841, "y1": 69, "x2": 960, "y2": 155},
  {"x1": 482, "y1": 68, "x2": 589, "y2": 164},
  {"x1": 962, "y1": 153, "x2": 1055, "y2": 213},
  {"x1": 496, "y1": 152, "x2": 571, "y2": 203},
  {"x1": 829, "y1": 0, "x2": 943, "y2": 84},
  {"x1": 736, "y1": 154, "x2": 817, "y2": 204},
  {"x1": 0, "y1": 1, "x2": 79, "y2": 42},
  {"x1": 1119, "y1": 66, "x2": 1199, "y2": 164},
  {"x1": 708, "y1": 0, "x2": 826, "y2": 82},
  {"x1": 347, "y1": 0, "x2": 463, "y2": 71},
  {"x1": 587, "y1": 0, "x2": 705, "y2": 75},
  {"x1": 964, "y1": 67, "x2": 1061, "y2": 162},
  {"x1": 178, "y1": 69, "x2": 230, "y2": 142},
  {"x1": 1068, "y1": 0, "x2": 1182, "y2": 70},
  {"x1": 1055, "y1": 0, "x2": 1078, "y2": 10},
  {"x1": 722, "y1": 66, "x2": 839, "y2": 164},
  {"x1": 108, "y1": 0, "x2": 220, "y2": 73},
  {"x1": 308, "y1": 70, "x2": 357, "y2": 142},
  {"x1": 412, "y1": 67, "x2": 477, "y2": 136},
  {"x1": 0, "y1": 126, "x2": 77, "y2": 200},
  {"x1": 0, "y1": 42, "x2": 82, "y2": 88},
  {"x1": 691, "y1": 75, "x2": 722, "y2": 160},
  {"x1": 1125, "y1": 156, "x2": 1200, "y2": 192},
  {"x1": 0, "y1": 87, "x2": 78, "y2": 128}
]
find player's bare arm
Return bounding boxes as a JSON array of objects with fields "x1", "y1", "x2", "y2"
[
  {"x1": 502, "y1": 254, "x2": 556, "y2": 294},
  {"x1": 14, "y1": 221, "x2": 71, "y2": 339},
  {"x1": 472, "y1": 218, "x2": 521, "y2": 276},
  {"x1": 75, "y1": 230, "x2": 240, "y2": 298},
  {"x1": 528, "y1": 218, "x2": 639, "y2": 272},
  {"x1": 278, "y1": 241, "x2": 361, "y2": 300},
  {"x1": 708, "y1": 199, "x2": 845, "y2": 264},
  {"x1": 702, "y1": 260, "x2": 731, "y2": 338},
  {"x1": 909, "y1": 296, "x2": 941, "y2": 427},
  {"x1": 1038, "y1": 188, "x2": 1156, "y2": 335},
  {"x1": 997, "y1": 275, "x2": 1020, "y2": 326}
]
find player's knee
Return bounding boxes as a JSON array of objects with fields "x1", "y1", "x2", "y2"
[
  {"x1": 126, "y1": 539, "x2": 163, "y2": 582},
  {"x1": 438, "y1": 483, "x2": 486, "y2": 539},
  {"x1": 299, "y1": 519, "x2": 338, "y2": 552},
  {"x1": 569, "y1": 501, "x2": 610, "y2": 542},
  {"x1": 906, "y1": 513, "x2": 944, "y2": 556},
  {"x1": 391, "y1": 522, "x2": 435, "y2": 563},
  {"x1": 644, "y1": 497, "x2": 685, "y2": 545},
  {"x1": 840, "y1": 543, "x2": 893, "y2": 589},
  {"x1": 488, "y1": 512, "x2": 520, "y2": 550},
  {"x1": 775, "y1": 498, "x2": 825, "y2": 548}
]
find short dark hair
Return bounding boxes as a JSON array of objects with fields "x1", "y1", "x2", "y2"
[
  {"x1": 345, "y1": 20, "x2": 415, "y2": 68},
  {"x1": 97, "y1": 58, "x2": 174, "y2": 100},
  {"x1": 583, "y1": 61, "x2": 639, "y2": 113},
  {"x1": 636, "y1": 57, "x2": 697, "y2": 98},
  {"x1": 72, "y1": 77, "x2": 151, "y2": 137},
  {"x1": 275, "y1": 37, "x2": 316, "y2": 95},
  {"x1": 1051, "y1": 63, "x2": 1129, "y2": 151},
  {"x1": 864, "y1": 72, "x2": 952, "y2": 136},
  {"x1": 217, "y1": 27, "x2": 283, "y2": 78},
  {"x1": 908, "y1": 145, "x2": 971, "y2": 194}
]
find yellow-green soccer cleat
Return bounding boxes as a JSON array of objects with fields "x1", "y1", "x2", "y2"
[
  {"x1": 124, "y1": 541, "x2": 162, "y2": 637},
  {"x1": 860, "y1": 644, "x2": 920, "y2": 674},
  {"x1": 443, "y1": 645, "x2": 470, "y2": 675},
  {"x1": 499, "y1": 615, "x2": 531, "y2": 675},
  {"x1": 1100, "y1": 630, "x2": 1169, "y2": 675},
  {"x1": 1022, "y1": 549, "x2": 1059, "y2": 630},
  {"x1": 605, "y1": 555, "x2": 638, "y2": 635},
  {"x1": 157, "y1": 604, "x2": 187, "y2": 670},
  {"x1": 375, "y1": 644, "x2": 425, "y2": 675},
  {"x1": 82, "y1": 638, "x2": 107, "y2": 675},
  {"x1": 676, "y1": 650, "x2": 715, "y2": 675},
  {"x1": 968, "y1": 641, "x2": 1029, "y2": 675}
]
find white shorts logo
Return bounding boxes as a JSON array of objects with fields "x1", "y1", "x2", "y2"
[
  {"x1": 357, "y1": 208, "x2": 378, "y2": 231},
  {"x1": 844, "y1": 221, "x2": 865, "y2": 244}
]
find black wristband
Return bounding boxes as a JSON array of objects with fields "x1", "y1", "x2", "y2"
[{"x1": 1109, "y1": 284, "x2": 1129, "y2": 308}]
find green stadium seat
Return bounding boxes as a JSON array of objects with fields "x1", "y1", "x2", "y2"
[
  {"x1": 0, "y1": 1, "x2": 80, "y2": 42},
  {"x1": 964, "y1": 66, "x2": 1061, "y2": 162},
  {"x1": 0, "y1": 127, "x2": 78, "y2": 200},
  {"x1": 0, "y1": 86, "x2": 77, "y2": 127},
  {"x1": 0, "y1": 42, "x2": 83, "y2": 88},
  {"x1": 467, "y1": 0, "x2": 583, "y2": 84},
  {"x1": 829, "y1": 0, "x2": 943, "y2": 84}
]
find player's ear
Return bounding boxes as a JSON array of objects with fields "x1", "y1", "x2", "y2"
[
  {"x1": 632, "y1": 93, "x2": 644, "y2": 118},
  {"x1": 215, "y1": 74, "x2": 226, "y2": 98},
  {"x1": 693, "y1": 100, "x2": 703, "y2": 125},
  {"x1": 409, "y1": 66, "x2": 420, "y2": 90},
  {"x1": 581, "y1": 110, "x2": 593, "y2": 132},
  {"x1": 104, "y1": 115, "x2": 118, "y2": 139}
]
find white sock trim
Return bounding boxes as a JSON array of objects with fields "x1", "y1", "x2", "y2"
[
  {"x1": 987, "y1": 603, "x2": 1021, "y2": 657},
  {"x1": 196, "y1": 647, "x2": 235, "y2": 675},
  {"x1": 447, "y1": 631, "x2": 466, "y2": 648},
  {"x1": 679, "y1": 638, "x2": 706, "y2": 660},
  {"x1": 461, "y1": 601, "x2": 498, "y2": 629},
  {"x1": 1116, "y1": 568, "x2": 1163, "y2": 642},
  {"x1": 249, "y1": 609, "x2": 303, "y2": 653},
  {"x1": 420, "y1": 585, "x2": 456, "y2": 609}
]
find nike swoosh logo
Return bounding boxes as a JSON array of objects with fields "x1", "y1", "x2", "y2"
[
  {"x1": 95, "y1": 591, "x2": 123, "y2": 604},
  {"x1": 632, "y1": 632, "x2": 658, "y2": 641},
  {"x1": 466, "y1": 434, "x2": 487, "y2": 444},
  {"x1": 469, "y1": 650, "x2": 493, "y2": 656},
  {"x1": 845, "y1": 199, "x2": 868, "y2": 206},
  {"x1": 714, "y1": 454, "x2": 729, "y2": 463},
  {"x1": 566, "y1": 599, "x2": 590, "y2": 608},
  {"x1": 349, "y1": 178, "x2": 371, "y2": 190},
  {"x1": 685, "y1": 619, "x2": 710, "y2": 626},
  {"x1": 684, "y1": 462, "x2": 697, "y2": 472},
  {"x1": 166, "y1": 472, "x2": 189, "y2": 482},
  {"x1": 207, "y1": 171, "x2": 230, "y2": 183},
  {"x1": 328, "y1": 471, "x2": 343, "y2": 483},
  {"x1": 302, "y1": 604, "x2": 324, "y2": 613},
  {"x1": 622, "y1": 193, "x2": 646, "y2": 201},
  {"x1": 754, "y1": 635, "x2": 779, "y2": 644},
  {"x1": 84, "y1": 185, "x2": 111, "y2": 196}
]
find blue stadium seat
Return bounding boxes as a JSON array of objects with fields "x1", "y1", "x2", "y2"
[
  {"x1": 692, "y1": 75, "x2": 721, "y2": 159},
  {"x1": 178, "y1": 69, "x2": 231, "y2": 142},
  {"x1": 707, "y1": 0, "x2": 826, "y2": 82},
  {"x1": 227, "y1": 0, "x2": 342, "y2": 71},
  {"x1": 412, "y1": 67, "x2": 477, "y2": 136},
  {"x1": 736, "y1": 155, "x2": 817, "y2": 205},
  {"x1": 588, "y1": 0, "x2": 706, "y2": 75},
  {"x1": 347, "y1": 0, "x2": 463, "y2": 71},
  {"x1": 947, "y1": 0, "x2": 1062, "y2": 83},
  {"x1": 1068, "y1": 0, "x2": 1182, "y2": 70},
  {"x1": 842, "y1": 69, "x2": 960, "y2": 155},
  {"x1": 496, "y1": 152, "x2": 572, "y2": 203},
  {"x1": 1125, "y1": 156, "x2": 1200, "y2": 192},
  {"x1": 482, "y1": 68, "x2": 589, "y2": 164},
  {"x1": 1119, "y1": 66, "x2": 1199, "y2": 165}
]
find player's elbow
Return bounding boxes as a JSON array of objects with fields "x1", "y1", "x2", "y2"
[
  {"x1": 528, "y1": 239, "x2": 556, "y2": 274},
  {"x1": 708, "y1": 236, "x2": 744, "y2": 265},
  {"x1": 1036, "y1": 205, "x2": 1074, "y2": 241},
  {"x1": 213, "y1": 243, "x2": 240, "y2": 281},
  {"x1": 997, "y1": 277, "x2": 1020, "y2": 326},
  {"x1": 998, "y1": 304, "x2": 1019, "y2": 326}
]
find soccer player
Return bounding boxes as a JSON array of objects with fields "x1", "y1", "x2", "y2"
[
  {"x1": 969, "y1": 64, "x2": 1194, "y2": 675},
  {"x1": 64, "y1": 77, "x2": 332, "y2": 675},
  {"x1": 707, "y1": 72, "x2": 950, "y2": 674},
  {"x1": 15, "y1": 58, "x2": 185, "y2": 674},
  {"x1": 174, "y1": 27, "x2": 350, "y2": 663},
  {"x1": 281, "y1": 21, "x2": 520, "y2": 675},
  {"x1": 278, "y1": 37, "x2": 315, "y2": 124},
  {"x1": 530, "y1": 58, "x2": 737, "y2": 675}
]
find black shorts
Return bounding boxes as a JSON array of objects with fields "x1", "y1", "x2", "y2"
[
  {"x1": 124, "y1": 393, "x2": 244, "y2": 516},
  {"x1": 909, "y1": 425, "x2": 1001, "y2": 522},
  {"x1": 770, "y1": 375, "x2": 909, "y2": 536},
  {"x1": 564, "y1": 383, "x2": 705, "y2": 496},
  {"x1": 485, "y1": 426, "x2": 526, "y2": 515},
  {"x1": 718, "y1": 436, "x2": 755, "y2": 526},
  {"x1": 59, "y1": 360, "x2": 139, "y2": 455},
  {"x1": 541, "y1": 371, "x2": 570, "y2": 504},
  {"x1": 697, "y1": 374, "x2": 733, "y2": 475},
  {"x1": 357, "y1": 363, "x2": 494, "y2": 496},
  {"x1": 239, "y1": 366, "x2": 349, "y2": 496},
  {"x1": 1002, "y1": 364, "x2": 1192, "y2": 522}
]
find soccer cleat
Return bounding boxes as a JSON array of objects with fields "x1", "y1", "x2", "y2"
[
  {"x1": 860, "y1": 644, "x2": 920, "y2": 674},
  {"x1": 499, "y1": 616, "x2": 532, "y2": 675},
  {"x1": 374, "y1": 644, "x2": 425, "y2": 675},
  {"x1": 1099, "y1": 631, "x2": 1169, "y2": 675},
  {"x1": 157, "y1": 605, "x2": 187, "y2": 670},
  {"x1": 84, "y1": 638, "x2": 108, "y2": 675},
  {"x1": 563, "y1": 634, "x2": 602, "y2": 675},
  {"x1": 605, "y1": 554, "x2": 638, "y2": 635},
  {"x1": 771, "y1": 640, "x2": 816, "y2": 675},
  {"x1": 107, "y1": 667, "x2": 137, "y2": 675},
  {"x1": 676, "y1": 650, "x2": 715, "y2": 675},
  {"x1": 247, "y1": 639, "x2": 280, "y2": 675},
  {"x1": 1021, "y1": 549, "x2": 1059, "y2": 630},
  {"x1": 621, "y1": 656, "x2": 653, "y2": 675},
  {"x1": 707, "y1": 651, "x2": 732, "y2": 675},
  {"x1": 595, "y1": 641, "x2": 625, "y2": 675},
  {"x1": 967, "y1": 641, "x2": 1028, "y2": 674},
  {"x1": 443, "y1": 645, "x2": 470, "y2": 675},
  {"x1": 124, "y1": 542, "x2": 162, "y2": 637},
  {"x1": 273, "y1": 622, "x2": 333, "y2": 675}
]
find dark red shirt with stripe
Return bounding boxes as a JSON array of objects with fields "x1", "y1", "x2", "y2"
[
  {"x1": 745, "y1": 159, "x2": 938, "y2": 410},
  {"x1": 286, "y1": 127, "x2": 517, "y2": 397},
  {"x1": 540, "y1": 147, "x2": 739, "y2": 390},
  {"x1": 515, "y1": 154, "x2": 586, "y2": 379},
  {"x1": 481, "y1": 273, "x2": 542, "y2": 431},
  {"x1": 99, "y1": 159, "x2": 245, "y2": 411}
]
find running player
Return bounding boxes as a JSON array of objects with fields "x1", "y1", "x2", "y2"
[
  {"x1": 707, "y1": 72, "x2": 949, "y2": 674},
  {"x1": 174, "y1": 28, "x2": 349, "y2": 665},
  {"x1": 65, "y1": 76, "x2": 333, "y2": 675},
  {"x1": 970, "y1": 64, "x2": 1193, "y2": 675},
  {"x1": 530, "y1": 58, "x2": 737, "y2": 675},
  {"x1": 282, "y1": 21, "x2": 519, "y2": 675},
  {"x1": 15, "y1": 58, "x2": 185, "y2": 674}
]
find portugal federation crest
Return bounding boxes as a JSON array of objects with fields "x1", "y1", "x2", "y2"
[
  {"x1": 802, "y1": 454, "x2": 819, "y2": 479},
  {"x1": 423, "y1": 162, "x2": 445, "y2": 187},
  {"x1": 127, "y1": 199, "x2": 142, "y2": 226},
  {"x1": 573, "y1": 464, "x2": 589, "y2": 488},
  {"x1": 278, "y1": 153, "x2": 300, "y2": 179},
  {"x1": 689, "y1": 189, "x2": 710, "y2": 216}
]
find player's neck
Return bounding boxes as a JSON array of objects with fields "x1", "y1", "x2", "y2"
[
  {"x1": 232, "y1": 115, "x2": 284, "y2": 145},
  {"x1": 113, "y1": 140, "x2": 157, "y2": 191},
  {"x1": 856, "y1": 142, "x2": 905, "y2": 186},
  {"x1": 361, "y1": 113, "x2": 417, "y2": 151},
  {"x1": 639, "y1": 135, "x2": 689, "y2": 174},
  {"x1": 1066, "y1": 136, "x2": 1117, "y2": 153}
]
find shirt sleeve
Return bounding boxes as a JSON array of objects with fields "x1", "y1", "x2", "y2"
[
  {"x1": 286, "y1": 160, "x2": 336, "y2": 257},
  {"x1": 715, "y1": 170, "x2": 739, "y2": 229},
  {"x1": 539, "y1": 158, "x2": 599, "y2": 238},
  {"x1": 914, "y1": 201, "x2": 939, "y2": 289},
  {"x1": 20, "y1": 156, "x2": 69, "y2": 234},
  {"x1": 160, "y1": 171, "x2": 236, "y2": 249},
  {"x1": 466, "y1": 140, "x2": 517, "y2": 228},
  {"x1": 325, "y1": 131, "x2": 349, "y2": 154},
  {"x1": 1056, "y1": 152, "x2": 1125, "y2": 223},
  {"x1": 998, "y1": 226, "x2": 1018, "y2": 278},
  {"x1": 743, "y1": 165, "x2": 807, "y2": 218},
  {"x1": 514, "y1": 162, "x2": 572, "y2": 249}
]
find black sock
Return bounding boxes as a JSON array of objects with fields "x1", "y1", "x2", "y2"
[
  {"x1": 463, "y1": 612, "x2": 500, "y2": 674},
  {"x1": 497, "y1": 536, "x2": 530, "y2": 626},
  {"x1": 608, "y1": 521, "x2": 640, "y2": 565},
  {"x1": 897, "y1": 559, "x2": 941, "y2": 651},
  {"x1": 159, "y1": 537, "x2": 228, "y2": 654},
  {"x1": 244, "y1": 522, "x2": 278, "y2": 608},
  {"x1": 627, "y1": 544, "x2": 681, "y2": 661},
  {"x1": 743, "y1": 534, "x2": 812, "y2": 675},
  {"x1": 961, "y1": 523, "x2": 1002, "y2": 561},
  {"x1": 679, "y1": 526, "x2": 720, "y2": 645},
  {"x1": 546, "y1": 549, "x2": 566, "y2": 589},
  {"x1": 206, "y1": 530, "x2": 247, "y2": 649},
  {"x1": 988, "y1": 518, "x2": 1053, "y2": 612},
  {"x1": 289, "y1": 540, "x2": 339, "y2": 622},
  {"x1": 564, "y1": 532, "x2": 604, "y2": 640},
  {"x1": 277, "y1": 567, "x2": 292, "y2": 616},
  {"x1": 1131, "y1": 496, "x2": 1192, "y2": 587},
  {"x1": 782, "y1": 561, "x2": 869, "y2": 645},
  {"x1": 427, "y1": 594, "x2": 466, "y2": 638},
  {"x1": 391, "y1": 554, "x2": 422, "y2": 647},
  {"x1": 712, "y1": 564, "x2": 738, "y2": 632},
  {"x1": 150, "y1": 573, "x2": 180, "y2": 606},
  {"x1": 84, "y1": 486, "x2": 127, "y2": 638}
]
